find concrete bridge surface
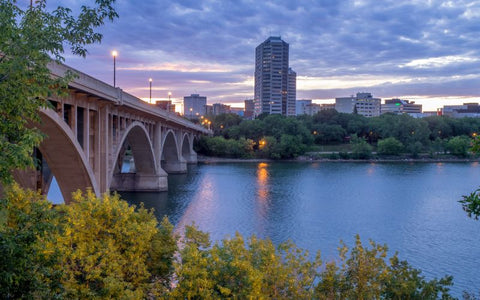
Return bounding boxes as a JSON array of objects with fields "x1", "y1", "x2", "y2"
[{"x1": 14, "y1": 62, "x2": 210, "y2": 203}]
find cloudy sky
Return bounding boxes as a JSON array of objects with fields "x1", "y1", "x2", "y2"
[{"x1": 56, "y1": 0, "x2": 480, "y2": 111}]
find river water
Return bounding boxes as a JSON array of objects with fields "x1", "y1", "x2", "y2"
[{"x1": 120, "y1": 161, "x2": 480, "y2": 296}]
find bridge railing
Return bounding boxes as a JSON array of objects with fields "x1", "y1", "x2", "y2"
[{"x1": 49, "y1": 62, "x2": 210, "y2": 134}]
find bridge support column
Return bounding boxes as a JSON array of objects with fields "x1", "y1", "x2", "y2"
[
  {"x1": 162, "y1": 158, "x2": 187, "y2": 173},
  {"x1": 110, "y1": 171, "x2": 168, "y2": 192},
  {"x1": 185, "y1": 151, "x2": 198, "y2": 164}
]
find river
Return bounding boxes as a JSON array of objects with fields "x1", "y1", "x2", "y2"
[{"x1": 120, "y1": 161, "x2": 480, "y2": 296}]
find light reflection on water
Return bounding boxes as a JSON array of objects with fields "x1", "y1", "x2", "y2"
[{"x1": 121, "y1": 162, "x2": 480, "y2": 296}]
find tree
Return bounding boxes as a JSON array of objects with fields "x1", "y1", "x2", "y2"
[
  {"x1": 446, "y1": 135, "x2": 471, "y2": 157},
  {"x1": 172, "y1": 227, "x2": 321, "y2": 299},
  {"x1": 351, "y1": 135, "x2": 373, "y2": 159},
  {"x1": 55, "y1": 190, "x2": 176, "y2": 299},
  {"x1": 0, "y1": 0, "x2": 117, "y2": 184},
  {"x1": 315, "y1": 235, "x2": 454, "y2": 299},
  {"x1": 0, "y1": 184, "x2": 63, "y2": 299},
  {"x1": 377, "y1": 137, "x2": 404, "y2": 156}
]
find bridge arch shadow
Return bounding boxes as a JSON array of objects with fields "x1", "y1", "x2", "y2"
[
  {"x1": 110, "y1": 122, "x2": 167, "y2": 192},
  {"x1": 181, "y1": 133, "x2": 197, "y2": 164},
  {"x1": 14, "y1": 109, "x2": 99, "y2": 204},
  {"x1": 162, "y1": 130, "x2": 187, "y2": 173}
]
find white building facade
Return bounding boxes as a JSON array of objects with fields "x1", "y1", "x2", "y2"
[{"x1": 335, "y1": 92, "x2": 381, "y2": 117}]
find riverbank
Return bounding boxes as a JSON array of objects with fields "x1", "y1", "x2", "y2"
[{"x1": 197, "y1": 154, "x2": 480, "y2": 164}]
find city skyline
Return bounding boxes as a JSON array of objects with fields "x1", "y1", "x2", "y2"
[{"x1": 50, "y1": 0, "x2": 480, "y2": 111}]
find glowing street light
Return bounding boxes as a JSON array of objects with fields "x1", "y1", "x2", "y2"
[
  {"x1": 111, "y1": 50, "x2": 118, "y2": 87},
  {"x1": 189, "y1": 107, "x2": 193, "y2": 119},
  {"x1": 168, "y1": 91, "x2": 172, "y2": 102},
  {"x1": 149, "y1": 78, "x2": 152, "y2": 103}
]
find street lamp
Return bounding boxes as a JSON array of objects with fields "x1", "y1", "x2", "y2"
[
  {"x1": 189, "y1": 107, "x2": 193, "y2": 119},
  {"x1": 168, "y1": 91, "x2": 172, "y2": 102},
  {"x1": 111, "y1": 50, "x2": 118, "y2": 87},
  {"x1": 149, "y1": 78, "x2": 152, "y2": 103}
]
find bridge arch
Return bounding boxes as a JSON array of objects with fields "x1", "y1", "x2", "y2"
[
  {"x1": 161, "y1": 129, "x2": 187, "y2": 173},
  {"x1": 14, "y1": 109, "x2": 99, "y2": 203},
  {"x1": 181, "y1": 132, "x2": 197, "y2": 164},
  {"x1": 109, "y1": 121, "x2": 167, "y2": 191}
]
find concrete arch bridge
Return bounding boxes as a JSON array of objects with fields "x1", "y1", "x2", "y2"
[{"x1": 15, "y1": 63, "x2": 209, "y2": 203}]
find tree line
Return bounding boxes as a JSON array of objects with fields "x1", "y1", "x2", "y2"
[{"x1": 195, "y1": 110, "x2": 480, "y2": 159}]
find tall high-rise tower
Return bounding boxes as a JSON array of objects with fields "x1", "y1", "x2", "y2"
[{"x1": 254, "y1": 36, "x2": 295, "y2": 116}]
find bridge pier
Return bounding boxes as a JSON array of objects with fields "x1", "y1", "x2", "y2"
[
  {"x1": 110, "y1": 171, "x2": 168, "y2": 192},
  {"x1": 162, "y1": 158, "x2": 188, "y2": 173},
  {"x1": 184, "y1": 151, "x2": 198, "y2": 164}
]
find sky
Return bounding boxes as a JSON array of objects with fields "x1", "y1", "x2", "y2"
[{"x1": 51, "y1": 0, "x2": 480, "y2": 112}]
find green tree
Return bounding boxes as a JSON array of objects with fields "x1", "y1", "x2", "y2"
[
  {"x1": 0, "y1": 184, "x2": 63, "y2": 299},
  {"x1": 55, "y1": 190, "x2": 176, "y2": 299},
  {"x1": 459, "y1": 136, "x2": 480, "y2": 220},
  {"x1": 446, "y1": 135, "x2": 471, "y2": 157},
  {"x1": 173, "y1": 227, "x2": 321, "y2": 299},
  {"x1": 315, "y1": 235, "x2": 454, "y2": 299},
  {"x1": 377, "y1": 137, "x2": 404, "y2": 156},
  {"x1": 258, "y1": 136, "x2": 280, "y2": 159},
  {"x1": 351, "y1": 135, "x2": 373, "y2": 159},
  {"x1": 278, "y1": 134, "x2": 306, "y2": 158},
  {"x1": 0, "y1": 0, "x2": 117, "y2": 184}
]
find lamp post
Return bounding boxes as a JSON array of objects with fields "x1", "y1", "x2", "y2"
[
  {"x1": 168, "y1": 91, "x2": 172, "y2": 102},
  {"x1": 189, "y1": 107, "x2": 193, "y2": 119},
  {"x1": 149, "y1": 78, "x2": 152, "y2": 103},
  {"x1": 111, "y1": 50, "x2": 118, "y2": 87}
]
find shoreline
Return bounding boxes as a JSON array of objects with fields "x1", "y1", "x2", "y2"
[{"x1": 197, "y1": 155, "x2": 480, "y2": 164}]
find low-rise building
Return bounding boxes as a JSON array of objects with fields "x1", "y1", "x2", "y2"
[
  {"x1": 244, "y1": 99, "x2": 255, "y2": 119},
  {"x1": 335, "y1": 92, "x2": 381, "y2": 117},
  {"x1": 382, "y1": 99, "x2": 422, "y2": 116},
  {"x1": 212, "y1": 103, "x2": 231, "y2": 115},
  {"x1": 155, "y1": 100, "x2": 175, "y2": 113},
  {"x1": 443, "y1": 103, "x2": 480, "y2": 118}
]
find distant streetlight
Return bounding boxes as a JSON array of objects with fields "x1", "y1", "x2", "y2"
[
  {"x1": 168, "y1": 91, "x2": 172, "y2": 102},
  {"x1": 149, "y1": 78, "x2": 152, "y2": 103},
  {"x1": 189, "y1": 107, "x2": 193, "y2": 119},
  {"x1": 111, "y1": 50, "x2": 118, "y2": 87}
]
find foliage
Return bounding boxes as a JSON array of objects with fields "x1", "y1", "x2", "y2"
[
  {"x1": 55, "y1": 190, "x2": 176, "y2": 299},
  {"x1": 350, "y1": 135, "x2": 373, "y2": 159},
  {"x1": 459, "y1": 188, "x2": 480, "y2": 220},
  {"x1": 0, "y1": 0, "x2": 117, "y2": 184},
  {"x1": 315, "y1": 235, "x2": 454, "y2": 299},
  {"x1": 0, "y1": 184, "x2": 63, "y2": 299},
  {"x1": 195, "y1": 136, "x2": 254, "y2": 158},
  {"x1": 172, "y1": 226, "x2": 321, "y2": 299},
  {"x1": 446, "y1": 136, "x2": 471, "y2": 157},
  {"x1": 202, "y1": 111, "x2": 480, "y2": 160},
  {"x1": 377, "y1": 137, "x2": 404, "y2": 156}
]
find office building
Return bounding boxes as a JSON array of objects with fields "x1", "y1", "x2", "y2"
[
  {"x1": 155, "y1": 100, "x2": 175, "y2": 113},
  {"x1": 244, "y1": 99, "x2": 255, "y2": 119},
  {"x1": 212, "y1": 103, "x2": 231, "y2": 115},
  {"x1": 287, "y1": 68, "x2": 296, "y2": 116},
  {"x1": 335, "y1": 92, "x2": 381, "y2": 117},
  {"x1": 254, "y1": 36, "x2": 295, "y2": 116},
  {"x1": 382, "y1": 99, "x2": 422, "y2": 116},
  {"x1": 443, "y1": 103, "x2": 480, "y2": 118},
  {"x1": 183, "y1": 94, "x2": 206, "y2": 119}
]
